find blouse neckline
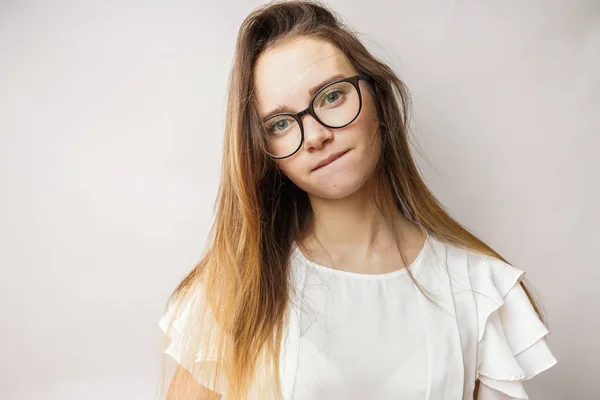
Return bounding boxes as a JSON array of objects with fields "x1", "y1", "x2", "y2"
[{"x1": 292, "y1": 230, "x2": 432, "y2": 280}]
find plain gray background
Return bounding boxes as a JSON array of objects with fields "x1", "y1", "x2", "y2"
[{"x1": 1, "y1": 0, "x2": 598, "y2": 399}]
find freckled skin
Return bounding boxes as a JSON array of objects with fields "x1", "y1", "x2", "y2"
[{"x1": 253, "y1": 37, "x2": 381, "y2": 200}]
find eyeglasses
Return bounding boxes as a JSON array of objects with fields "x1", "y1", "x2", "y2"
[{"x1": 260, "y1": 73, "x2": 371, "y2": 159}]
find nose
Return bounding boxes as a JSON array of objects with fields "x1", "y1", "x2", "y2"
[{"x1": 301, "y1": 114, "x2": 334, "y2": 151}]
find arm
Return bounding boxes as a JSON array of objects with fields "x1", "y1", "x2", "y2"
[
  {"x1": 167, "y1": 366, "x2": 223, "y2": 400},
  {"x1": 473, "y1": 380, "x2": 479, "y2": 400}
]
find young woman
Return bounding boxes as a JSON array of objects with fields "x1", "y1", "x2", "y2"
[{"x1": 158, "y1": 1, "x2": 557, "y2": 399}]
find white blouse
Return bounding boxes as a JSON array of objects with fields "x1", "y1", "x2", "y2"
[{"x1": 159, "y1": 232, "x2": 557, "y2": 399}]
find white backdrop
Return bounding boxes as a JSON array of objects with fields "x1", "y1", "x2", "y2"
[{"x1": 1, "y1": 1, "x2": 598, "y2": 399}]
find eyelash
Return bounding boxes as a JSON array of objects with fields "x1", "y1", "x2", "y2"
[{"x1": 319, "y1": 87, "x2": 344, "y2": 104}]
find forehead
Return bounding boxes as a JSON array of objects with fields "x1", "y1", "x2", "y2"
[{"x1": 253, "y1": 37, "x2": 356, "y2": 113}]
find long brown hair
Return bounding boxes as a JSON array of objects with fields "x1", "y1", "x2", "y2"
[{"x1": 160, "y1": 1, "x2": 543, "y2": 398}]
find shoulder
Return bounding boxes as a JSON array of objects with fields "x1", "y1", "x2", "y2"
[
  {"x1": 427, "y1": 235, "x2": 557, "y2": 399},
  {"x1": 158, "y1": 281, "x2": 228, "y2": 394},
  {"x1": 424, "y1": 234, "x2": 526, "y2": 293},
  {"x1": 159, "y1": 282, "x2": 209, "y2": 363}
]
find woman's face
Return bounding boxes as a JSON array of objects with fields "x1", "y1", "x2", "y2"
[{"x1": 253, "y1": 36, "x2": 381, "y2": 200}]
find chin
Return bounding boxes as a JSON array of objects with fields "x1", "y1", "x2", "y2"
[{"x1": 303, "y1": 173, "x2": 371, "y2": 200}]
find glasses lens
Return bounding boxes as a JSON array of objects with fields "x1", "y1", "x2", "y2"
[
  {"x1": 313, "y1": 81, "x2": 359, "y2": 128},
  {"x1": 262, "y1": 114, "x2": 302, "y2": 158}
]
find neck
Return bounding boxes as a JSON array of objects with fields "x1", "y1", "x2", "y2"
[{"x1": 305, "y1": 177, "x2": 418, "y2": 252}]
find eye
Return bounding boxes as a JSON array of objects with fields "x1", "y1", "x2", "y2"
[
  {"x1": 264, "y1": 116, "x2": 295, "y2": 136},
  {"x1": 318, "y1": 87, "x2": 346, "y2": 107},
  {"x1": 272, "y1": 119, "x2": 288, "y2": 132},
  {"x1": 325, "y1": 89, "x2": 342, "y2": 103}
]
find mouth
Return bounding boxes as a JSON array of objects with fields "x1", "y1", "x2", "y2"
[{"x1": 311, "y1": 150, "x2": 350, "y2": 171}]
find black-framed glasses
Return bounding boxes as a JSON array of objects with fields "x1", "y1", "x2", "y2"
[{"x1": 260, "y1": 73, "x2": 372, "y2": 159}]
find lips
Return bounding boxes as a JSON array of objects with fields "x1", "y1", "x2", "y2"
[{"x1": 312, "y1": 150, "x2": 350, "y2": 171}]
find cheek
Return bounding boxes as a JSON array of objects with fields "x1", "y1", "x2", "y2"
[
  {"x1": 360, "y1": 94, "x2": 380, "y2": 138},
  {"x1": 275, "y1": 157, "x2": 316, "y2": 195},
  {"x1": 275, "y1": 158, "x2": 300, "y2": 181},
  {"x1": 351, "y1": 96, "x2": 381, "y2": 156}
]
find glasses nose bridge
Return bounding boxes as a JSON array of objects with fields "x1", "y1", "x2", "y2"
[{"x1": 296, "y1": 106, "x2": 321, "y2": 130}]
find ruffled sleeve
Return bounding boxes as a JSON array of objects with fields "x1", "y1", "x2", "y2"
[
  {"x1": 158, "y1": 283, "x2": 228, "y2": 394},
  {"x1": 472, "y1": 256, "x2": 557, "y2": 399}
]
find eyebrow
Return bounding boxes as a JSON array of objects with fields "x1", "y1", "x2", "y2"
[{"x1": 260, "y1": 73, "x2": 346, "y2": 121}]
